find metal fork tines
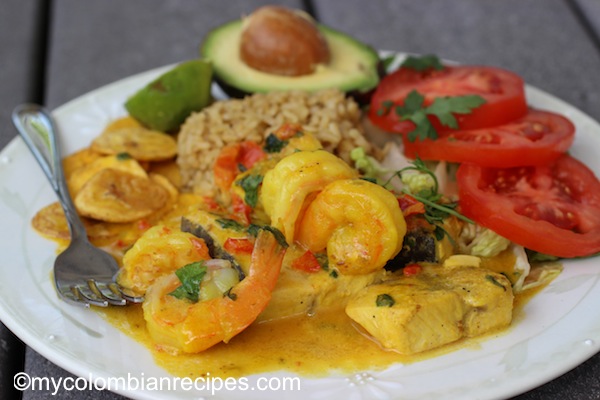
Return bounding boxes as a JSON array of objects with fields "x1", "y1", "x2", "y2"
[{"x1": 13, "y1": 103, "x2": 144, "y2": 307}]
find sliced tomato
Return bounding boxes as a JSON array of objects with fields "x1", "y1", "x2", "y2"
[
  {"x1": 403, "y1": 109, "x2": 575, "y2": 167},
  {"x1": 369, "y1": 65, "x2": 528, "y2": 134},
  {"x1": 457, "y1": 154, "x2": 600, "y2": 258}
]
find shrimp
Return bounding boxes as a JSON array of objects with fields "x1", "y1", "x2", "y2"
[
  {"x1": 296, "y1": 179, "x2": 406, "y2": 275},
  {"x1": 118, "y1": 225, "x2": 210, "y2": 295},
  {"x1": 261, "y1": 150, "x2": 357, "y2": 243},
  {"x1": 142, "y1": 230, "x2": 286, "y2": 353}
]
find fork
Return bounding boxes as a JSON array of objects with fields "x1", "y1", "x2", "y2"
[{"x1": 12, "y1": 103, "x2": 144, "y2": 307}]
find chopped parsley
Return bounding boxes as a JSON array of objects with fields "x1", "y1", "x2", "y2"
[
  {"x1": 397, "y1": 90, "x2": 486, "y2": 142},
  {"x1": 376, "y1": 293, "x2": 395, "y2": 307},
  {"x1": 237, "y1": 174, "x2": 263, "y2": 208},
  {"x1": 215, "y1": 218, "x2": 246, "y2": 231},
  {"x1": 116, "y1": 152, "x2": 132, "y2": 160},
  {"x1": 263, "y1": 133, "x2": 288, "y2": 153},
  {"x1": 486, "y1": 274, "x2": 507, "y2": 291},
  {"x1": 377, "y1": 90, "x2": 486, "y2": 143},
  {"x1": 216, "y1": 218, "x2": 288, "y2": 249},
  {"x1": 169, "y1": 262, "x2": 207, "y2": 302},
  {"x1": 260, "y1": 225, "x2": 289, "y2": 249}
]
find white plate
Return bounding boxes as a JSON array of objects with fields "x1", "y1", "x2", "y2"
[{"x1": 1, "y1": 62, "x2": 600, "y2": 400}]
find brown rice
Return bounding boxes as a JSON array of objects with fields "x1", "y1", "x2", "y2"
[{"x1": 177, "y1": 88, "x2": 376, "y2": 193}]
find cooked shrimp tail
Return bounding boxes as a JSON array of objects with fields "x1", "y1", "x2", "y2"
[{"x1": 143, "y1": 229, "x2": 286, "y2": 353}]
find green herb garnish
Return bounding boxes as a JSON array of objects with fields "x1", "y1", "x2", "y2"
[
  {"x1": 264, "y1": 133, "x2": 288, "y2": 153},
  {"x1": 376, "y1": 293, "x2": 395, "y2": 307},
  {"x1": 245, "y1": 224, "x2": 288, "y2": 249},
  {"x1": 215, "y1": 218, "x2": 245, "y2": 231},
  {"x1": 116, "y1": 152, "x2": 132, "y2": 160},
  {"x1": 396, "y1": 90, "x2": 486, "y2": 142},
  {"x1": 486, "y1": 274, "x2": 507, "y2": 291},
  {"x1": 237, "y1": 174, "x2": 263, "y2": 208},
  {"x1": 385, "y1": 158, "x2": 473, "y2": 243},
  {"x1": 261, "y1": 225, "x2": 289, "y2": 249},
  {"x1": 401, "y1": 54, "x2": 444, "y2": 71},
  {"x1": 169, "y1": 262, "x2": 207, "y2": 302}
]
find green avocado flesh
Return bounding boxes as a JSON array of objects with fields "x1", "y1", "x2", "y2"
[
  {"x1": 201, "y1": 20, "x2": 381, "y2": 95},
  {"x1": 125, "y1": 59, "x2": 212, "y2": 132}
]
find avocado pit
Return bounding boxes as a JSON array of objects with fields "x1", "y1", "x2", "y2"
[{"x1": 240, "y1": 6, "x2": 331, "y2": 77}]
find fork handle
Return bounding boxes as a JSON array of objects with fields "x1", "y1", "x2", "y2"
[{"x1": 12, "y1": 104, "x2": 88, "y2": 239}]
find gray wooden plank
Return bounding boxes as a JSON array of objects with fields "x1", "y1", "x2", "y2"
[
  {"x1": 314, "y1": 0, "x2": 600, "y2": 122},
  {"x1": 44, "y1": 0, "x2": 303, "y2": 109},
  {"x1": 575, "y1": 0, "x2": 600, "y2": 41},
  {"x1": 0, "y1": 1, "x2": 43, "y2": 399},
  {"x1": 0, "y1": 0, "x2": 45, "y2": 147}
]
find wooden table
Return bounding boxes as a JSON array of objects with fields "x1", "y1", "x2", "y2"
[{"x1": 2, "y1": 1, "x2": 600, "y2": 399}]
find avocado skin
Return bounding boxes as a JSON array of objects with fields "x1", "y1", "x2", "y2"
[
  {"x1": 125, "y1": 59, "x2": 212, "y2": 132},
  {"x1": 202, "y1": 20, "x2": 384, "y2": 104}
]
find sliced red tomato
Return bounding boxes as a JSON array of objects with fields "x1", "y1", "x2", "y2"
[
  {"x1": 369, "y1": 65, "x2": 528, "y2": 134},
  {"x1": 403, "y1": 109, "x2": 575, "y2": 167},
  {"x1": 457, "y1": 154, "x2": 600, "y2": 257}
]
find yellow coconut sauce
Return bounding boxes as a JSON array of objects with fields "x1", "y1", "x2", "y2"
[{"x1": 95, "y1": 279, "x2": 546, "y2": 380}]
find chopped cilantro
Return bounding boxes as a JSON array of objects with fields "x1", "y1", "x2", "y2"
[
  {"x1": 215, "y1": 218, "x2": 245, "y2": 231},
  {"x1": 261, "y1": 225, "x2": 289, "y2": 249},
  {"x1": 116, "y1": 152, "x2": 132, "y2": 160},
  {"x1": 245, "y1": 224, "x2": 288, "y2": 249},
  {"x1": 486, "y1": 274, "x2": 507, "y2": 291},
  {"x1": 376, "y1": 293, "x2": 395, "y2": 307},
  {"x1": 237, "y1": 174, "x2": 263, "y2": 208},
  {"x1": 169, "y1": 262, "x2": 207, "y2": 302},
  {"x1": 264, "y1": 133, "x2": 288, "y2": 153}
]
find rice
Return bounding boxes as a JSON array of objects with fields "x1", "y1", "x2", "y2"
[{"x1": 177, "y1": 88, "x2": 376, "y2": 193}]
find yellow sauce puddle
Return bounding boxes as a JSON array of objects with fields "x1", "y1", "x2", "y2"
[{"x1": 95, "y1": 297, "x2": 534, "y2": 379}]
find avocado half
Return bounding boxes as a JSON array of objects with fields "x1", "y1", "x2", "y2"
[{"x1": 201, "y1": 20, "x2": 383, "y2": 100}]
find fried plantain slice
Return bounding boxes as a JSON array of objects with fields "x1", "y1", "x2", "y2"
[
  {"x1": 63, "y1": 148, "x2": 104, "y2": 180},
  {"x1": 149, "y1": 160, "x2": 182, "y2": 189},
  {"x1": 74, "y1": 168, "x2": 168, "y2": 223},
  {"x1": 91, "y1": 127, "x2": 177, "y2": 161},
  {"x1": 67, "y1": 154, "x2": 148, "y2": 196},
  {"x1": 31, "y1": 201, "x2": 125, "y2": 244},
  {"x1": 32, "y1": 202, "x2": 71, "y2": 240},
  {"x1": 104, "y1": 116, "x2": 144, "y2": 132}
]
